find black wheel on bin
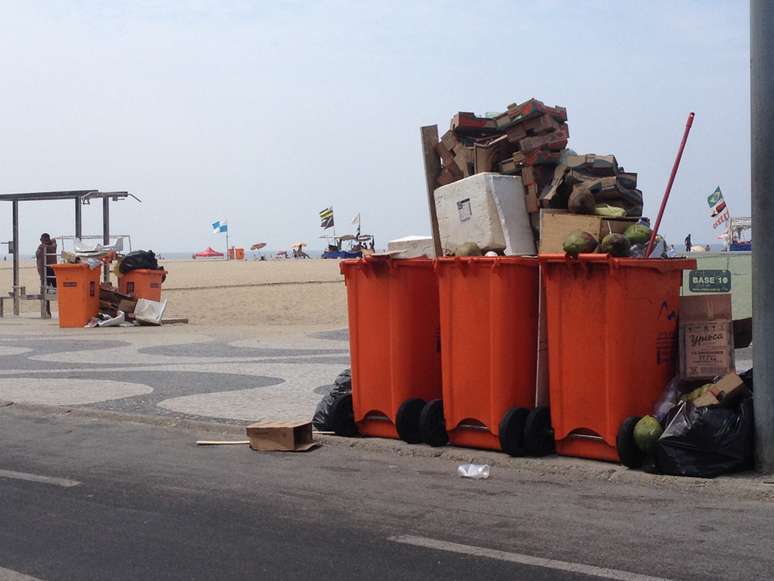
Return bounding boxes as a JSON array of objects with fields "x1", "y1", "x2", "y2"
[
  {"x1": 329, "y1": 393, "x2": 358, "y2": 437},
  {"x1": 524, "y1": 406, "x2": 555, "y2": 457},
  {"x1": 616, "y1": 415, "x2": 644, "y2": 469},
  {"x1": 499, "y1": 407, "x2": 529, "y2": 457},
  {"x1": 395, "y1": 398, "x2": 426, "y2": 444},
  {"x1": 419, "y1": 399, "x2": 448, "y2": 447}
]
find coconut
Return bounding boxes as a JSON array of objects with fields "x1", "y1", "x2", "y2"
[
  {"x1": 633, "y1": 415, "x2": 663, "y2": 455},
  {"x1": 454, "y1": 242, "x2": 483, "y2": 257},
  {"x1": 599, "y1": 233, "x2": 631, "y2": 257},
  {"x1": 623, "y1": 223, "x2": 652, "y2": 245},
  {"x1": 562, "y1": 231, "x2": 598, "y2": 257},
  {"x1": 568, "y1": 189, "x2": 595, "y2": 214}
]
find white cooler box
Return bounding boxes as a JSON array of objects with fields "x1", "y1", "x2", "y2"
[{"x1": 434, "y1": 173, "x2": 535, "y2": 255}]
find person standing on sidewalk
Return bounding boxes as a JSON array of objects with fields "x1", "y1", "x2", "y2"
[{"x1": 36, "y1": 233, "x2": 58, "y2": 291}]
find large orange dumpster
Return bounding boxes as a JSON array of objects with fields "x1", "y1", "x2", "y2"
[
  {"x1": 541, "y1": 254, "x2": 696, "y2": 462},
  {"x1": 118, "y1": 269, "x2": 165, "y2": 301},
  {"x1": 336, "y1": 257, "x2": 442, "y2": 443},
  {"x1": 51, "y1": 263, "x2": 101, "y2": 328},
  {"x1": 430, "y1": 257, "x2": 548, "y2": 456}
]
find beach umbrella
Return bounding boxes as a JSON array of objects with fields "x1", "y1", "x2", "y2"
[
  {"x1": 290, "y1": 242, "x2": 307, "y2": 248},
  {"x1": 250, "y1": 242, "x2": 267, "y2": 250}
]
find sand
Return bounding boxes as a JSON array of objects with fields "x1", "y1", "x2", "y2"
[{"x1": 0, "y1": 258, "x2": 348, "y2": 327}]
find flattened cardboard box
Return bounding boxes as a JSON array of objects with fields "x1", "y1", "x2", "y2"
[
  {"x1": 678, "y1": 294, "x2": 734, "y2": 380},
  {"x1": 246, "y1": 420, "x2": 318, "y2": 452}
]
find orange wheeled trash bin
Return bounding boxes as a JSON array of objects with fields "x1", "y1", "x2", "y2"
[
  {"x1": 118, "y1": 269, "x2": 165, "y2": 301},
  {"x1": 429, "y1": 257, "x2": 550, "y2": 456},
  {"x1": 51, "y1": 263, "x2": 101, "y2": 328},
  {"x1": 335, "y1": 257, "x2": 442, "y2": 443},
  {"x1": 540, "y1": 254, "x2": 696, "y2": 463}
]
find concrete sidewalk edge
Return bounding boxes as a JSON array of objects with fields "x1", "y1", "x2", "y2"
[{"x1": 2, "y1": 399, "x2": 773, "y2": 501}]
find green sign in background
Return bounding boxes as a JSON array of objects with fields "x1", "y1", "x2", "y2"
[{"x1": 688, "y1": 269, "x2": 732, "y2": 293}]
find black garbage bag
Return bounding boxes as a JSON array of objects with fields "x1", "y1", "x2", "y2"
[
  {"x1": 312, "y1": 369, "x2": 352, "y2": 431},
  {"x1": 740, "y1": 368, "x2": 753, "y2": 391},
  {"x1": 655, "y1": 397, "x2": 754, "y2": 478},
  {"x1": 119, "y1": 250, "x2": 160, "y2": 274}
]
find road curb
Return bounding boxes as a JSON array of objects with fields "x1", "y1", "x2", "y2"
[
  {"x1": 2, "y1": 400, "x2": 773, "y2": 501},
  {"x1": 0, "y1": 400, "x2": 248, "y2": 437}
]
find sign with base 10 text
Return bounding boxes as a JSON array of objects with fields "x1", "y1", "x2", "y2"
[{"x1": 688, "y1": 269, "x2": 732, "y2": 293}]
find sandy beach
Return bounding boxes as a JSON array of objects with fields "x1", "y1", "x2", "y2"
[{"x1": 0, "y1": 258, "x2": 348, "y2": 327}]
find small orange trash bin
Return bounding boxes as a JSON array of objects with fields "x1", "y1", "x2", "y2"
[
  {"x1": 432, "y1": 257, "x2": 547, "y2": 456},
  {"x1": 51, "y1": 263, "x2": 101, "y2": 328},
  {"x1": 337, "y1": 257, "x2": 442, "y2": 443},
  {"x1": 540, "y1": 254, "x2": 696, "y2": 463},
  {"x1": 119, "y1": 269, "x2": 165, "y2": 301}
]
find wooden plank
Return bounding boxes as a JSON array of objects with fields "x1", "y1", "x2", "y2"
[{"x1": 420, "y1": 125, "x2": 443, "y2": 258}]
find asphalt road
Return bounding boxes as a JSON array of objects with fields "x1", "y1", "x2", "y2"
[{"x1": 0, "y1": 407, "x2": 772, "y2": 581}]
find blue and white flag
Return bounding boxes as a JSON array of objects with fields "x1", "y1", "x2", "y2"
[{"x1": 212, "y1": 220, "x2": 228, "y2": 234}]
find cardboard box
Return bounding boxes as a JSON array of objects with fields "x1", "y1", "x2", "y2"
[
  {"x1": 246, "y1": 420, "x2": 317, "y2": 452},
  {"x1": 709, "y1": 372, "x2": 749, "y2": 406},
  {"x1": 693, "y1": 391, "x2": 721, "y2": 407},
  {"x1": 678, "y1": 295, "x2": 735, "y2": 380},
  {"x1": 692, "y1": 373, "x2": 749, "y2": 408},
  {"x1": 538, "y1": 210, "x2": 637, "y2": 254}
]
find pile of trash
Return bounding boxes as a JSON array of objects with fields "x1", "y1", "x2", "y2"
[
  {"x1": 86, "y1": 284, "x2": 167, "y2": 328},
  {"x1": 434, "y1": 98, "x2": 643, "y2": 219},
  {"x1": 76, "y1": 249, "x2": 168, "y2": 328},
  {"x1": 618, "y1": 370, "x2": 754, "y2": 478},
  {"x1": 562, "y1": 221, "x2": 668, "y2": 259}
]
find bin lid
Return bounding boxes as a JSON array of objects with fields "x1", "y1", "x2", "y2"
[
  {"x1": 539, "y1": 253, "x2": 696, "y2": 272},
  {"x1": 436, "y1": 256, "x2": 539, "y2": 267},
  {"x1": 339, "y1": 256, "x2": 434, "y2": 273},
  {"x1": 51, "y1": 263, "x2": 91, "y2": 271}
]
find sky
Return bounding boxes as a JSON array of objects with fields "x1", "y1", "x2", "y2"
[{"x1": 0, "y1": 0, "x2": 750, "y2": 254}]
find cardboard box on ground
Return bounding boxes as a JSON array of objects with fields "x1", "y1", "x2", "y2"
[{"x1": 245, "y1": 421, "x2": 317, "y2": 452}]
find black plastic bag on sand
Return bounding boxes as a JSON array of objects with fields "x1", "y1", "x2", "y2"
[
  {"x1": 119, "y1": 250, "x2": 160, "y2": 274},
  {"x1": 312, "y1": 369, "x2": 352, "y2": 431},
  {"x1": 655, "y1": 397, "x2": 754, "y2": 478}
]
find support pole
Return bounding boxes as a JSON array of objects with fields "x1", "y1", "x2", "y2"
[
  {"x1": 12, "y1": 200, "x2": 19, "y2": 316},
  {"x1": 102, "y1": 196, "x2": 110, "y2": 283},
  {"x1": 75, "y1": 198, "x2": 82, "y2": 239},
  {"x1": 752, "y1": 0, "x2": 774, "y2": 473},
  {"x1": 420, "y1": 125, "x2": 443, "y2": 258}
]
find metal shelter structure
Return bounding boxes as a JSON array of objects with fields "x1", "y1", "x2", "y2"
[{"x1": 0, "y1": 189, "x2": 141, "y2": 318}]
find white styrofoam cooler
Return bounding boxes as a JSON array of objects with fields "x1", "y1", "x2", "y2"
[
  {"x1": 387, "y1": 235, "x2": 435, "y2": 258},
  {"x1": 434, "y1": 173, "x2": 535, "y2": 255}
]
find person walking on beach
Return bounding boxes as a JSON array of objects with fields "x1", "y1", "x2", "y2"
[{"x1": 684, "y1": 233, "x2": 692, "y2": 253}]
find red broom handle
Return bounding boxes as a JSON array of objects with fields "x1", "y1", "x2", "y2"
[{"x1": 645, "y1": 112, "x2": 695, "y2": 257}]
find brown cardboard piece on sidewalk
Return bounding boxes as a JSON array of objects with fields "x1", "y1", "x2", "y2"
[{"x1": 246, "y1": 420, "x2": 318, "y2": 452}]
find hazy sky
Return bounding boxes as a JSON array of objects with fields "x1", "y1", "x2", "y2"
[{"x1": 0, "y1": 1, "x2": 749, "y2": 253}]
